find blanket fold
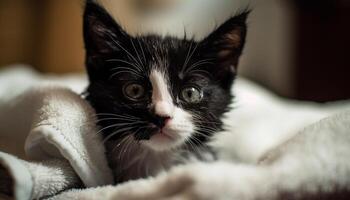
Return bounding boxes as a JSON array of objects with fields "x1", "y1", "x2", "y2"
[
  {"x1": 0, "y1": 152, "x2": 32, "y2": 200},
  {"x1": 0, "y1": 86, "x2": 113, "y2": 200}
]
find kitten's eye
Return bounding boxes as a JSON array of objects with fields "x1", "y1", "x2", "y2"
[
  {"x1": 181, "y1": 87, "x2": 203, "y2": 103},
  {"x1": 123, "y1": 83, "x2": 145, "y2": 101}
]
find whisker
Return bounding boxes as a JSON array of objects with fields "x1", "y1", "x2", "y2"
[
  {"x1": 110, "y1": 66, "x2": 143, "y2": 74},
  {"x1": 137, "y1": 38, "x2": 146, "y2": 64},
  {"x1": 102, "y1": 126, "x2": 135, "y2": 143},
  {"x1": 96, "y1": 117, "x2": 147, "y2": 123},
  {"x1": 185, "y1": 137, "x2": 202, "y2": 156},
  {"x1": 132, "y1": 125, "x2": 150, "y2": 138},
  {"x1": 191, "y1": 116, "x2": 221, "y2": 124},
  {"x1": 120, "y1": 136, "x2": 136, "y2": 162},
  {"x1": 118, "y1": 136, "x2": 133, "y2": 161},
  {"x1": 109, "y1": 71, "x2": 142, "y2": 79},
  {"x1": 97, "y1": 123, "x2": 136, "y2": 135},
  {"x1": 184, "y1": 59, "x2": 214, "y2": 74},
  {"x1": 196, "y1": 128, "x2": 218, "y2": 135},
  {"x1": 180, "y1": 42, "x2": 193, "y2": 73},
  {"x1": 182, "y1": 42, "x2": 200, "y2": 74},
  {"x1": 192, "y1": 121, "x2": 222, "y2": 125},
  {"x1": 130, "y1": 38, "x2": 144, "y2": 70},
  {"x1": 110, "y1": 71, "x2": 144, "y2": 79},
  {"x1": 95, "y1": 113, "x2": 140, "y2": 120},
  {"x1": 106, "y1": 59, "x2": 142, "y2": 72},
  {"x1": 111, "y1": 67, "x2": 143, "y2": 77},
  {"x1": 106, "y1": 34, "x2": 142, "y2": 70},
  {"x1": 112, "y1": 136, "x2": 129, "y2": 153}
]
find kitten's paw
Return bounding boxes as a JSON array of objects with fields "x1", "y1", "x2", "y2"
[
  {"x1": 110, "y1": 162, "x2": 272, "y2": 200},
  {"x1": 152, "y1": 162, "x2": 248, "y2": 200}
]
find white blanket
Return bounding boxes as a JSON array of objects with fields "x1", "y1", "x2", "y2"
[
  {"x1": 0, "y1": 66, "x2": 113, "y2": 200},
  {"x1": 0, "y1": 65, "x2": 349, "y2": 199}
]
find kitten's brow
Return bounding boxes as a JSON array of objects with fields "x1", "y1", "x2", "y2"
[
  {"x1": 137, "y1": 38, "x2": 147, "y2": 64},
  {"x1": 181, "y1": 42, "x2": 200, "y2": 74},
  {"x1": 184, "y1": 59, "x2": 214, "y2": 75},
  {"x1": 130, "y1": 38, "x2": 145, "y2": 70},
  {"x1": 181, "y1": 42, "x2": 193, "y2": 73},
  {"x1": 110, "y1": 67, "x2": 144, "y2": 79},
  {"x1": 107, "y1": 59, "x2": 143, "y2": 72}
]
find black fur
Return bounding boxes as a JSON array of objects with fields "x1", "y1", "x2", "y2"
[{"x1": 83, "y1": 2, "x2": 248, "y2": 148}]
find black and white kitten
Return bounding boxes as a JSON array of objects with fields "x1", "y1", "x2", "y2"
[{"x1": 83, "y1": 1, "x2": 248, "y2": 183}]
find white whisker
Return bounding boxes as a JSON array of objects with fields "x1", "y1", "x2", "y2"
[
  {"x1": 130, "y1": 38, "x2": 144, "y2": 70},
  {"x1": 137, "y1": 38, "x2": 146, "y2": 64},
  {"x1": 106, "y1": 34, "x2": 143, "y2": 70},
  {"x1": 107, "y1": 59, "x2": 142, "y2": 72},
  {"x1": 103, "y1": 126, "x2": 135, "y2": 143}
]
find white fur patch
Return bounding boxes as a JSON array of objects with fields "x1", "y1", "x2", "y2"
[
  {"x1": 149, "y1": 70, "x2": 174, "y2": 117},
  {"x1": 95, "y1": 0, "x2": 253, "y2": 41},
  {"x1": 143, "y1": 69, "x2": 194, "y2": 151}
]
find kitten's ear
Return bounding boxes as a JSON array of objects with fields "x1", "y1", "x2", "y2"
[
  {"x1": 201, "y1": 12, "x2": 249, "y2": 81},
  {"x1": 83, "y1": 2, "x2": 130, "y2": 56}
]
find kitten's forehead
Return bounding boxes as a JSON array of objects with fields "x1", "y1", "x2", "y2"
[
  {"x1": 142, "y1": 36, "x2": 193, "y2": 52},
  {"x1": 140, "y1": 36, "x2": 196, "y2": 67}
]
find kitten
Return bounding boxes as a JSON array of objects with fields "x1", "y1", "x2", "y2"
[{"x1": 83, "y1": 1, "x2": 248, "y2": 183}]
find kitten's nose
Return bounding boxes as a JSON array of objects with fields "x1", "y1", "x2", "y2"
[
  {"x1": 153, "y1": 115, "x2": 171, "y2": 128},
  {"x1": 154, "y1": 101, "x2": 173, "y2": 118},
  {"x1": 151, "y1": 101, "x2": 173, "y2": 128}
]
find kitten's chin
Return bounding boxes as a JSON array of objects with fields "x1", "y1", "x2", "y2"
[{"x1": 141, "y1": 130, "x2": 190, "y2": 152}]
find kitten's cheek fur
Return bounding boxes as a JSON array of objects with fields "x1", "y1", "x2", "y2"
[{"x1": 142, "y1": 107, "x2": 195, "y2": 152}]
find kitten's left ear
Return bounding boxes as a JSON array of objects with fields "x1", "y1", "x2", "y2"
[
  {"x1": 83, "y1": 2, "x2": 130, "y2": 56},
  {"x1": 201, "y1": 12, "x2": 249, "y2": 81}
]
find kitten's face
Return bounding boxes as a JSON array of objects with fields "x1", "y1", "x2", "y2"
[{"x1": 84, "y1": 2, "x2": 248, "y2": 152}]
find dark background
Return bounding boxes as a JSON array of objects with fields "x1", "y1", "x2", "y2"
[{"x1": 294, "y1": 0, "x2": 350, "y2": 101}]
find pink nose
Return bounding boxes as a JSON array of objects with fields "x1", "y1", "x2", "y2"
[{"x1": 154, "y1": 101, "x2": 173, "y2": 118}]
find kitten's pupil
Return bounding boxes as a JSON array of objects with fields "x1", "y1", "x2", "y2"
[
  {"x1": 124, "y1": 83, "x2": 145, "y2": 100},
  {"x1": 181, "y1": 87, "x2": 202, "y2": 103},
  {"x1": 132, "y1": 87, "x2": 139, "y2": 95},
  {"x1": 187, "y1": 91, "x2": 193, "y2": 98}
]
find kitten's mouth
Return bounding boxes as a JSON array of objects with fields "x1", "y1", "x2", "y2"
[
  {"x1": 158, "y1": 130, "x2": 177, "y2": 140},
  {"x1": 152, "y1": 129, "x2": 175, "y2": 141},
  {"x1": 141, "y1": 128, "x2": 185, "y2": 151}
]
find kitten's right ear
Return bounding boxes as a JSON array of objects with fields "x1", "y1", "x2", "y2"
[{"x1": 83, "y1": 2, "x2": 129, "y2": 56}]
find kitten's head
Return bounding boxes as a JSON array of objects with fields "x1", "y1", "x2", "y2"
[{"x1": 84, "y1": 2, "x2": 248, "y2": 152}]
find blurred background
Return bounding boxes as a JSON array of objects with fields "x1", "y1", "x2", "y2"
[{"x1": 0, "y1": 0, "x2": 349, "y2": 102}]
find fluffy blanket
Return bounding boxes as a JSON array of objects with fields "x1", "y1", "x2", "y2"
[
  {"x1": 0, "y1": 66, "x2": 113, "y2": 200},
  {"x1": 0, "y1": 65, "x2": 349, "y2": 200}
]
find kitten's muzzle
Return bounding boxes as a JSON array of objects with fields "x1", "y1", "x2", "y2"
[
  {"x1": 134, "y1": 115, "x2": 172, "y2": 141},
  {"x1": 151, "y1": 114, "x2": 172, "y2": 129}
]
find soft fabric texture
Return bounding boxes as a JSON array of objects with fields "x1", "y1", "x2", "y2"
[
  {"x1": 24, "y1": 86, "x2": 113, "y2": 187},
  {"x1": 0, "y1": 152, "x2": 32, "y2": 200},
  {"x1": 0, "y1": 66, "x2": 349, "y2": 199},
  {"x1": 0, "y1": 66, "x2": 113, "y2": 200},
  {"x1": 0, "y1": 155, "x2": 81, "y2": 200}
]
